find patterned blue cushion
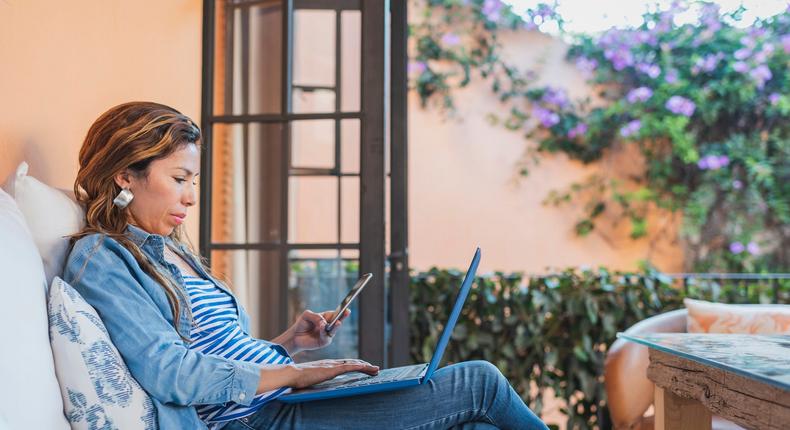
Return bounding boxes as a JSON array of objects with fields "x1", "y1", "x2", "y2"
[{"x1": 47, "y1": 277, "x2": 157, "y2": 430}]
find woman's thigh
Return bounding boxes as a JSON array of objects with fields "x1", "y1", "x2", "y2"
[{"x1": 224, "y1": 360, "x2": 546, "y2": 430}]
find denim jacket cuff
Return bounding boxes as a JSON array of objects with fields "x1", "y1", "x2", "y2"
[{"x1": 231, "y1": 360, "x2": 261, "y2": 407}]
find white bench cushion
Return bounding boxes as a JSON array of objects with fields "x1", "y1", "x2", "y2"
[
  {"x1": 0, "y1": 188, "x2": 69, "y2": 429},
  {"x1": 2, "y1": 162, "x2": 85, "y2": 284}
]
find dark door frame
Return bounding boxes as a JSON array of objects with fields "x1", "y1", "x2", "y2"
[{"x1": 199, "y1": 0, "x2": 408, "y2": 367}]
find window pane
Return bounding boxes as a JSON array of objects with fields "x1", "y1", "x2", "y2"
[
  {"x1": 291, "y1": 120, "x2": 335, "y2": 170},
  {"x1": 340, "y1": 119, "x2": 360, "y2": 174},
  {"x1": 288, "y1": 249, "x2": 359, "y2": 361},
  {"x1": 211, "y1": 123, "x2": 284, "y2": 244},
  {"x1": 341, "y1": 11, "x2": 361, "y2": 112},
  {"x1": 213, "y1": 1, "x2": 283, "y2": 116},
  {"x1": 210, "y1": 250, "x2": 281, "y2": 339},
  {"x1": 341, "y1": 176, "x2": 359, "y2": 244},
  {"x1": 293, "y1": 10, "x2": 335, "y2": 87},
  {"x1": 288, "y1": 176, "x2": 338, "y2": 244},
  {"x1": 292, "y1": 87, "x2": 335, "y2": 114}
]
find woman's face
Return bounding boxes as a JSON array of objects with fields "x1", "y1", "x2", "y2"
[{"x1": 118, "y1": 144, "x2": 200, "y2": 236}]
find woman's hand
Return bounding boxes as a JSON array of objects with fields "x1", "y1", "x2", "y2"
[
  {"x1": 255, "y1": 358, "x2": 378, "y2": 394},
  {"x1": 289, "y1": 359, "x2": 379, "y2": 389},
  {"x1": 273, "y1": 309, "x2": 351, "y2": 354}
]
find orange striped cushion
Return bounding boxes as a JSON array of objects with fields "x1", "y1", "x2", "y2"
[{"x1": 684, "y1": 298, "x2": 790, "y2": 334}]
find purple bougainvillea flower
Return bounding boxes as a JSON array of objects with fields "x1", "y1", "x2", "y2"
[
  {"x1": 626, "y1": 87, "x2": 653, "y2": 103},
  {"x1": 769, "y1": 93, "x2": 781, "y2": 105},
  {"x1": 635, "y1": 30, "x2": 658, "y2": 46},
  {"x1": 732, "y1": 61, "x2": 749, "y2": 73},
  {"x1": 692, "y1": 53, "x2": 722, "y2": 74},
  {"x1": 753, "y1": 43, "x2": 775, "y2": 63},
  {"x1": 441, "y1": 33, "x2": 461, "y2": 47},
  {"x1": 700, "y1": 3, "x2": 721, "y2": 32},
  {"x1": 749, "y1": 27, "x2": 767, "y2": 39},
  {"x1": 700, "y1": 56, "x2": 717, "y2": 72},
  {"x1": 619, "y1": 120, "x2": 641, "y2": 138},
  {"x1": 567, "y1": 122, "x2": 588, "y2": 138},
  {"x1": 636, "y1": 63, "x2": 661, "y2": 79},
  {"x1": 740, "y1": 35, "x2": 757, "y2": 49},
  {"x1": 749, "y1": 65, "x2": 772, "y2": 89},
  {"x1": 532, "y1": 106, "x2": 560, "y2": 128},
  {"x1": 697, "y1": 154, "x2": 728, "y2": 170},
  {"x1": 729, "y1": 242, "x2": 745, "y2": 254},
  {"x1": 732, "y1": 179, "x2": 743, "y2": 189},
  {"x1": 599, "y1": 28, "x2": 625, "y2": 48},
  {"x1": 665, "y1": 96, "x2": 695, "y2": 117},
  {"x1": 523, "y1": 20, "x2": 538, "y2": 31},
  {"x1": 654, "y1": 11, "x2": 674, "y2": 34},
  {"x1": 542, "y1": 87, "x2": 569, "y2": 108},
  {"x1": 482, "y1": 0, "x2": 503, "y2": 22},
  {"x1": 665, "y1": 69, "x2": 679, "y2": 84},
  {"x1": 747, "y1": 241, "x2": 760, "y2": 256},
  {"x1": 575, "y1": 57, "x2": 598, "y2": 77},
  {"x1": 733, "y1": 48, "x2": 751, "y2": 60},
  {"x1": 604, "y1": 45, "x2": 634, "y2": 71},
  {"x1": 535, "y1": 3, "x2": 554, "y2": 19},
  {"x1": 408, "y1": 61, "x2": 427, "y2": 75},
  {"x1": 782, "y1": 35, "x2": 790, "y2": 54}
]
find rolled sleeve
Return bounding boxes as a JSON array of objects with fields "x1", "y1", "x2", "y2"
[{"x1": 230, "y1": 360, "x2": 262, "y2": 406}]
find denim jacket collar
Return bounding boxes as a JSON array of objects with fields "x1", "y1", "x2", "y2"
[
  {"x1": 124, "y1": 224, "x2": 240, "y2": 315},
  {"x1": 125, "y1": 224, "x2": 197, "y2": 274},
  {"x1": 126, "y1": 224, "x2": 166, "y2": 260}
]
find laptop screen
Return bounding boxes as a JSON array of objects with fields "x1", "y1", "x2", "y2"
[{"x1": 422, "y1": 247, "x2": 481, "y2": 381}]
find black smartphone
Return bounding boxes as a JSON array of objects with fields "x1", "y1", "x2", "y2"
[{"x1": 325, "y1": 273, "x2": 373, "y2": 332}]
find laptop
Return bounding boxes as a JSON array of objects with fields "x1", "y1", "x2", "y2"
[{"x1": 279, "y1": 247, "x2": 481, "y2": 403}]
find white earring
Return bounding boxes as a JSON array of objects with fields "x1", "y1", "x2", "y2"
[{"x1": 113, "y1": 188, "x2": 134, "y2": 209}]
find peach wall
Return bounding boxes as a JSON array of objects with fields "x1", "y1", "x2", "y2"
[
  {"x1": 406, "y1": 30, "x2": 683, "y2": 274},
  {"x1": 0, "y1": 0, "x2": 202, "y2": 242}
]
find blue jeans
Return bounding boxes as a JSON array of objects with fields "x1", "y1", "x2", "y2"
[{"x1": 223, "y1": 360, "x2": 547, "y2": 430}]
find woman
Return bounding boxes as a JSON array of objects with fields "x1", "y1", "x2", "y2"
[{"x1": 65, "y1": 101, "x2": 547, "y2": 430}]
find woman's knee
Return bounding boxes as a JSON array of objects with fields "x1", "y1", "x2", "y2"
[{"x1": 464, "y1": 360, "x2": 507, "y2": 386}]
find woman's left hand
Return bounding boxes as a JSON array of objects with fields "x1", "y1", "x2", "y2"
[{"x1": 281, "y1": 309, "x2": 351, "y2": 353}]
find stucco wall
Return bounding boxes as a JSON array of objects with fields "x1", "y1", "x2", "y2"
[
  {"x1": 406, "y1": 30, "x2": 683, "y2": 273},
  {"x1": 0, "y1": 0, "x2": 203, "y2": 242}
]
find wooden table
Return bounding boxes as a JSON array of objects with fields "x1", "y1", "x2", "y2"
[{"x1": 618, "y1": 333, "x2": 790, "y2": 430}]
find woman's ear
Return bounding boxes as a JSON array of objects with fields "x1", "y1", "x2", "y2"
[{"x1": 114, "y1": 170, "x2": 132, "y2": 189}]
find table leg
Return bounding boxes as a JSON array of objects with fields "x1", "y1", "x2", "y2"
[{"x1": 654, "y1": 385, "x2": 711, "y2": 430}]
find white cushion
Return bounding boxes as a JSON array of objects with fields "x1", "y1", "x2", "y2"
[
  {"x1": 48, "y1": 277, "x2": 157, "y2": 429},
  {"x1": 685, "y1": 298, "x2": 790, "y2": 334},
  {"x1": 2, "y1": 162, "x2": 85, "y2": 283},
  {"x1": 0, "y1": 188, "x2": 70, "y2": 430}
]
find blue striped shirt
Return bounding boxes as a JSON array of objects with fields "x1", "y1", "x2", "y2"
[{"x1": 182, "y1": 274, "x2": 293, "y2": 426}]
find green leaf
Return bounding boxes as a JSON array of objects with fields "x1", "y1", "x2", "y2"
[{"x1": 573, "y1": 345, "x2": 589, "y2": 362}]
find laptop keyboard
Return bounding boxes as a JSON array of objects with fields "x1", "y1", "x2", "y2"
[{"x1": 308, "y1": 363, "x2": 427, "y2": 391}]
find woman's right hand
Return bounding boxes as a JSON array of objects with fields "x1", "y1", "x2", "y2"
[{"x1": 289, "y1": 359, "x2": 379, "y2": 389}]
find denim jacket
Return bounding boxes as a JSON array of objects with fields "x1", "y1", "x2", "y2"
[{"x1": 63, "y1": 224, "x2": 262, "y2": 430}]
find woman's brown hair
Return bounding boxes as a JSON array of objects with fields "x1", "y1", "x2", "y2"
[{"x1": 71, "y1": 101, "x2": 207, "y2": 339}]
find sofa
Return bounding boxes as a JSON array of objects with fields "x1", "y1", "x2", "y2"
[
  {"x1": 0, "y1": 162, "x2": 80, "y2": 429},
  {"x1": 0, "y1": 162, "x2": 153, "y2": 429},
  {"x1": 604, "y1": 309, "x2": 745, "y2": 430}
]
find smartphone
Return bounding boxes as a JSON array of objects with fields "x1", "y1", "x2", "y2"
[{"x1": 325, "y1": 273, "x2": 373, "y2": 333}]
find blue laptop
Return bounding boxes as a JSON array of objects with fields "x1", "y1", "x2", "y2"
[{"x1": 279, "y1": 248, "x2": 481, "y2": 403}]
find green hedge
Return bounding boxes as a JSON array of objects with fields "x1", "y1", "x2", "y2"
[{"x1": 409, "y1": 267, "x2": 790, "y2": 429}]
